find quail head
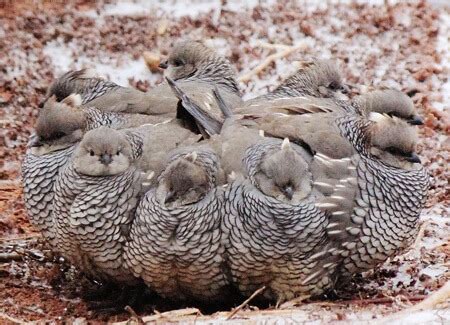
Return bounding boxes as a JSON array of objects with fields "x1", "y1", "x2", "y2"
[
  {"x1": 160, "y1": 40, "x2": 240, "y2": 94},
  {"x1": 368, "y1": 112, "x2": 421, "y2": 168},
  {"x1": 72, "y1": 127, "x2": 134, "y2": 176},
  {"x1": 245, "y1": 138, "x2": 313, "y2": 204},
  {"x1": 155, "y1": 151, "x2": 215, "y2": 207},
  {"x1": 245, "y1": 59, "x2": 348, "y2": 104},
  {"x1": 353, "y1": 89, "x2": 423, "y2": 125},
  {"x1": 31, "y1": 94, "x2": 85, "y2": 155}
]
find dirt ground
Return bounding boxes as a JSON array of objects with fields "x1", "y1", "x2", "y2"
[{"x1": 0, "y1": 0, "x2": 449, "y2": 323}]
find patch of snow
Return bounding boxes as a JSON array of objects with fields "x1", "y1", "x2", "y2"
[
  {"x1": 43, "y1": 38, "x2": 160, "y2": 86},
  {"x1": 94, "y1": 0, "x2": 276, "y2": 20},
  {"x1": 434, "y1": 9, "x2": 450, "y2": 112},
  {"x1": 420, "y1": 265, "x2": 447, "y2": 278}
]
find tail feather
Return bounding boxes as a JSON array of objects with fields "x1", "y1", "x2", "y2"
[
  {"x1": 166, "y1": 77, "x2": 222, "y2": 136},
  {"x1": 212, "y1": 86, "x2": 233, "y2": 118}
]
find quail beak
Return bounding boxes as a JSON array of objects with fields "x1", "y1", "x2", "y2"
[
  {"x1": 407, "y1": 115, "x2": 424, "y2": 126},
  {"x1": 28, "y1": 135, "x2": 43, "y2": 148},
  {"x1": 406, "y1": 152, "x2": 421, "y2": 164},
  {"x1": 100, "y1": 153, "x2": 113, "y2": 165},
  {"x1": 38, "y1": 94, "x2": 51, "y2": 108},
  {"x1": 164, "y1": 191, "x2": 175, "y2": 204},
  {"x1": 340, "y1": 84, "x2": 351, "y2": 94},
  {"x1": 159, "y1": 60, "x2": 168, "y2": 69},
  {"x1": 283, "y1": 186, "x2": 294, "y2": 201}
]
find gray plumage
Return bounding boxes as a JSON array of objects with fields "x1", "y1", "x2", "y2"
[
  {"x1": 42, "y1": 41, "x2": 242, "y2": 124},
  {"x1": 352, "y1": 89, "x2": 423, "y2": 125},
  {"x1": 22, "y1": 95, "x2": 88, "y2": 247},
  {"x1": 124, "y1": 148, "x2": 228, "y2": 300},
  {"x1": 22, "y1": 94, "x2": 166, "y2": 246},
  {"x1": 171, "y1": 81, "x2": 339, "y2": 301},
  {"x1": 135, "y1": 121, "x2": 203, "y2": 181},
  {"x1": 42, "y1": 69, "x2": 123, "y2": 106},
  {"x1": 305, "y1": 113, "x2": 429, "y2": 286},
  {"x1": 222, "y1": 176, "x2": 329, "y2": 302},
  {"x1": 22, "y1": 144, "x2": 75, "y2": 247},
  {"x1": 53, "y1": 127, "x2": 143, "y2": 282},
  {"x1": 33, "y1": 94, "x2": 169, "y2": 148},
  {"x1": 244, "y1": 138, "x2": 314, "y2": 204},
  {"x1": 235, "y1": 94, "x2": 421, "y2": 164},
  {"x1": 245, "y1": 59, "x2": 348, "y2": 105}
]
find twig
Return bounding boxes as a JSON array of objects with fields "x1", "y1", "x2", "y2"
[
  {"x1": 0, "y1": 234, "x2": 41, "y2": 242},
  {"x1": 374, "y1": 282, "x2": 450, "y2": 323},
  {"x1": 342, "y1": 295, "x2": 426, "y2": 306},
  {"x1": 238, "y1": 43, "x2": 307, "y2": 82},
  {"x1": 226, "y1": 286, "x2": 266, "y2": 320},
  {"x1": 408, "y1": 281, "x2": 450, "y2": 311},
  {"x1": 279, "y1": 294, "x2": 311, "y2": 309},
  {"x1": 254, "y1": 42, "x2": 291, "y2": 51},
  {"x1": 112, "y1": 308, "x2": 201, "y2": 325},
  {"x1": 124, "y1": 305, "x2": 144, "y2": 325},
  {"x1": 413, "y1": 220, "x2": 430, "y2": 249},
  {"x1": 0, "y1": 312, "x2": 26, "y2": 324},
  {"x1": 0, "y1": 252, "x2": 22, "y2": 262}
]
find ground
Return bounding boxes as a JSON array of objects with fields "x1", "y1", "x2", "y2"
[{"x1": 0, "y1": 0, "x2": 449, "y2": 323}]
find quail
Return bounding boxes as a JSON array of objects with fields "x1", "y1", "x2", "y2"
[
  {"x1": 22, "y1": 95, "x2": 87, "y2": 246},
  {"x1": 124, "y1": 147, "x2": 228, "y2": 301},
  {"x1": 222, "y1": 173, "x2": 329, "y2": 302},
  {"x1": 303, "y1": 112, "x2": 429, "y2": 287},
  {"x1": 42, "y1": 41, "x2": 242, "y2": 125},
  {"x1": 244, "y1": 138, "x2": 315, "y2": 204},
  {"x1": 53, "y1": 126, "x2": 143, "y2": 282},
  {"x1": 235, "y1": 89, "x2": 423, "y2": 163},
  {"x1": 34, "y1": 94, "x2": 170, "y2": 145},
  {"x1": 244, "y1": 59, "x2": 348, "y2": 106},
  {"x1": 22, "y1": 93, "x2": 171, "y2": 246}
]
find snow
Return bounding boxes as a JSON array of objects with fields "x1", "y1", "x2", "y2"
[
  {"x1": 43, "y1": 39, "x2": 159, "y2": 86},
  {"x1": 434, "y1": 9, "x2": 450, "y2": 112}
]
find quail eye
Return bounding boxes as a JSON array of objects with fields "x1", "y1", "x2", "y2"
[
  {"x1": 116, "y1": 150, "x2": 120, "y2": 156},
  {"x1": 387, "y1": 111, "x2": 399, "y2": 118},
  {"x1": 328, "y1": 81, "x2": 339, "y2": 90},
  {"x1": 90, "y1": 150, "x2": 95, "y2": 156},
  {"x1": 386, "y1": 146, "x2": 407, "y2": 156},
  {"x1": 52, "y1": 131, "x2": 66, "y2": 139},
  {"x1": 173, "y1": 59, "x2": 184, "y2": 67}
]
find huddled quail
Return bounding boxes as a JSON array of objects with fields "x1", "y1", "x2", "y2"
[
  {"x1": 42, "y1": 40, "x2": 242, "y2": 126},
  {"x1": 222, "y1": 140, "x2": 330, "y2": 302},
  {"x1": 22, "y1": 36, "x2": 430, "y2": 306},
  {"x1": 302, "y1": 112, "x2": 428, "y2": 287},
  {"x1": 244, "y1": 59, "x2": 348, "y2": 106},
  {"x1": 22, "y1": 94, "x2": 169, "y2": 246},
  {"x1": 124, "y1": 147, "x2": 228, "y2": 301},
  {"x1": 53, "y1": 126, "x2": 143, "y2": 282}
]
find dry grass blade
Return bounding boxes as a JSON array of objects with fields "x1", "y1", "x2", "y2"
[
  {"x1": 238, "y1": 43, "x2": 307, "y2": 82},
  {"x1": 0, "y1": 312, "x2": 26, "y2": 324},
  {"x1": 124, "y1": 306, "x2": 144, "y2": 325},
  {"x1": 279, "y1": 294, "x2": 311, "y2": 309},
  {"x1": 227, "y1": 286, "x2": 266, "y2": 320},
  {"x1": 113, "y1": 308, "x2": 202, "y2": 325},
  {"x1": 408, "y1": 281, "x2": 450, "y2": 311}
]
